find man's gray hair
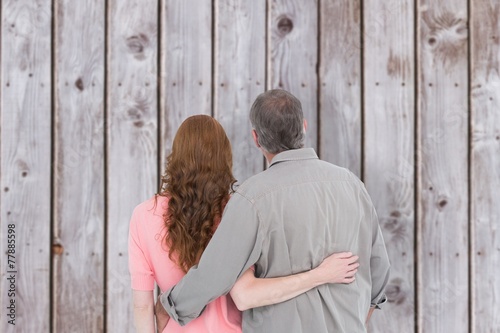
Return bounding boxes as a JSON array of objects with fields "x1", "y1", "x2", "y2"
[{"x1": 249, "y1": 89, "x2": 305, "y2": 154}]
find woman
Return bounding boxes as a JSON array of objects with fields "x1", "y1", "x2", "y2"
[{"x1": 129, "y1": 115, "x2": 359, "y2": 332}]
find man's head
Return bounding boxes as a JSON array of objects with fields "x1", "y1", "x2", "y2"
[{"x1": 249, "y1": 89, "x2": 306, "y2": 155}]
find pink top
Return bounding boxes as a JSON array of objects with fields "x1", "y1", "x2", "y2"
[{"x1": 128, "y1": 195, "x2": 242, "y2": 333}]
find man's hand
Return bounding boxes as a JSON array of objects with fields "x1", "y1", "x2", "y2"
[
  {"x1": 155, "y1": 293, "x2": 169, "y2": 333},
  {"x1": 314, "y1": 252, "x2": 359, "y2": 284}
]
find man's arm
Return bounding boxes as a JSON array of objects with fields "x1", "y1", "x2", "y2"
[
  {"x1": 160, "y1": 193, "x2": 263, "y2": 326},
  {"x1": 230, "y1": 252, "x2": 359, "y2": 311},
  {"x1": 368, "y1": 203, "x2": 391, "y2": 309}
]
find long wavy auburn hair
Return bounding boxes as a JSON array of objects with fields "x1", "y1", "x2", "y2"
[{"x1": 158, "y1": 115, "x2": 236, "y2": 273}]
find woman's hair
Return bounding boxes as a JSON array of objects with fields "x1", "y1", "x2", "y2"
[
  {"x1": 249, "y1": 89, "x2": 304, "y2": 154},
  {"x1": 158, "y1": 115, "x2": 236, "y2": 273}
]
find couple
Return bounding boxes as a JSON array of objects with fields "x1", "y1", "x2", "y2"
[{"x1": 129, "y1": 89, "x2": 390, "y2": 332}]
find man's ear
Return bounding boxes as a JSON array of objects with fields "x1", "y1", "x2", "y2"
[
  {"x1": 303, "y1": 119, "x2": 308, "y2": 133},
  {"x1": 252, "y1": 129, "x2": 261, "y2": 148}
]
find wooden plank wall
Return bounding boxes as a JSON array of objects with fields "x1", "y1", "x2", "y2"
[
  {"x1": 53, "y1": 1, "x2": 106, "y2": 332},
  {"x1": 1, "y1": 1, "x2": 499, "y2": 332},
  {"x1": 319, "y1": 0, "x2": 362, "y2": 176},
  {"x1": 418, "y1": 1, "x2": 470, "y2": 332},
  {"x1": 215, "y1": 0, "x2": 266, "y2": 182},
  {"x1": 470, "y1": 0, "x2": 500, "y2": 331},
  {"x1": 106, "y1": 0, "x2": 158, "y2": 331},
  {"x1": 0, "y1": 1, "x2": 52, "y2": 332},
  {"x1": 364, "y1": 1, "x2": 415, "y2": 331}
]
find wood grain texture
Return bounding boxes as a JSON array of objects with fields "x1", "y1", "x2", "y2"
[
  {"x1": 269, "y1": 0, "x2": 318, "y2": 151},
  {"x1": 363, "y1": 1, "x2": 416, "y2": 332},
  {"x1": 106, "y1": 0, "x2": 158, "y2": 331},
  {"x1": 0, "y1": 1, "x2": 52, "y2": 332},
  {"x1": 215, "y1": 0, "x2": 266, "y2": 182},
  {"x1": 160, "y1": 0, "x2": 212, "y2": 166},
  {"x1": 417, "y1": 1, "x2": 469, "y2": 332},
  {"x1": 1, "y1": 2, "x2": 497, "y2": 330},
  {"x1": 53, "y1": 0, "x2": 105, "y2": 331},
  {"x1": 319, "y1": 0, "x2": 361, "y2": 176},
  {"x1": 470, "y1": 0, "x2": 500, "y2": 331}
]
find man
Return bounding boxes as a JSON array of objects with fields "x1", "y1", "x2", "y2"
[{"x1": 158, "y1": 89, "x2": 390, "y2": 332}]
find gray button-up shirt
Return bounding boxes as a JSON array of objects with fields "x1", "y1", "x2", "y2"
[{"x1": 162, "y1": 148, "x2": 390, "y2": 332}]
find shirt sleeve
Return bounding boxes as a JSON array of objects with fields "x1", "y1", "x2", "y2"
[
  {"x1": 128, "y1": 205, "x2": 155, "y2": 291},
  {"x1": 160, "y1": 193, "x2": 263, "y2": 326},
  {"x1": 369, "y1": 204, "x2": 391, "y2": 309}
]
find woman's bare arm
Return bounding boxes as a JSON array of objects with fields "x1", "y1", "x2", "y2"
[
  {"x1": 132, "y1": 290, "x2": 155, "y2": 333},
  {"x1": 230, "y1": 252, "x2": 359, "y2": 311}
]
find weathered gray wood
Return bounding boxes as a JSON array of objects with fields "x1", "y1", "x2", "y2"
[
  {"x1": 160, "y1": 0, "x2": 212, "y2": 166},
  {"x1": 53, "y1": 0, "x2": 105, "y2": 331},
  {"x1": 215, "y1": 0, "x2": 266, "y2": 182},
  {"x1": 363, "y1": 1, "x2": 416, "y2": 332},
  {"x1": 106, "y1": 0, "x2": 158, "y2": 332},
  {"x1": 1, "y1": 2, "x2": 495, "y2": 330},
  {"x1": 470, "y1": 1, "x2": 500, "y2": 331},
  {"x1": 418, "y1": 1, "x2": 469, "y2": 332},
  {"x1": 319, "y1": 0, "x2": 361, "y2": 176},
  {"x1": 269, "y1": 0, "x2": 318, "y2": 151},
  {"x1": 0, "y1": 1, "x2": 52, "y2": 331}
]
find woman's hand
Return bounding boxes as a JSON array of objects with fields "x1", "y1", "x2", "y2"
[
  {"x1": 313, "y1": 252, "x2": 359, "y2": 284},
  {"x1": 155, "y1": 293, "x2": 170, "y2": 333}
]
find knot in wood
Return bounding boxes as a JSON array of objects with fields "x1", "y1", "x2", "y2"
[
  {"x1": 126, "y1": 34, "x2": 149, "y2": 59},
  {"x1": 277, "y1": 16, "x2": 293, "y2": 36},
  {"x1": 390, "y1": 210, "x2": 401, "y2": 218},
  {"x1": 127, "y1": 105, "x2": 147, "y2": 128},
  {"x1": 383, "y1": 212, "x2": 404, "y2": 234},
  {"x1": 427, "y1": 13, "x2": 467, "y2": 67},
  {"x1": 437, "y1": 196, "x2": 448, "y2": 211},
  {"x1": 127, "y1": 107, "x2": 144, "y2": 120},
  {"x1": 52, "y1": 243, "x2": 64, "y2": 255},
  {"x1": 386, "y1": 278, "x2": 406, "y2": 305},
  {"x1": 75, "y1": 78, "x2": 84, "y2": 91}
]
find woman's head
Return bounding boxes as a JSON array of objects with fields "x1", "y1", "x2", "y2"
[
  {"x1": 160, "y1": 115, "x2": 236, "y2": 272},
  {"x1": 166, "y1": 115, "x2": 234, "y2": 177}
]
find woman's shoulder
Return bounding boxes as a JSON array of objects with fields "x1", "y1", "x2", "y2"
[
  {"x1": 132, "y1": 195, "x2": 168, "y2": 221},
  {"x1": 135, "y1": 195, "x2": 167, "y2": 212}
]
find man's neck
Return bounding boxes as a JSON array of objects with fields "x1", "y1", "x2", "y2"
[{"x1": 263, "y1": 151, "x2": 276, "y2": 165}]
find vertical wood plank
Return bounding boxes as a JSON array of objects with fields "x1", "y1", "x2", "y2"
[
  {"x1": 215, "y1": 0, "x2": 266, "y2": 182},
  {"x1": 363, "y1": 1, "x2": 416, "y2": 332},
  {"x1": 0, "y1": 1, "x2": 52, "y2": 331},
  {"x1": 269, "y1": 0, "x2": 318, "y2": 151},
  {"x1": 107, "y1": 0, "x2": 158, "y2": 332},
  {"x1": 470, "y1": 0, "x2": 500, "y2": 331},
  {"x1": 161, "y1": 0, "x2": 212, "y2": 166},
  {"x1": 417, "y1": 0, "x2": 469, "y2": 332},
  {"x1": 53, "y1": 0, "x2": 105, "y2": 331},
  {"x1": 319, "y1": 0, "x2": 362, "y2": 176}
]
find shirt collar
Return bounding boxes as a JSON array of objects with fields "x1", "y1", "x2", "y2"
[{"x1": 268, "y1": 148, "x2": 319, "y2": 167}]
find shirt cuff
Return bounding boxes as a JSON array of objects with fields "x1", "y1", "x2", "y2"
[
  {"x1": 160, "y1": 289, "x2": 181, "y2": 325},
  {"x1": 130, "y1": 274, "x2": 155, "y2": 291},
  {"x1": 160, "y1": 287, "x2": 205, "y2": 326},
  {"x1": 370, "y1": 294, "x2": 388, "y2": 309}
]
